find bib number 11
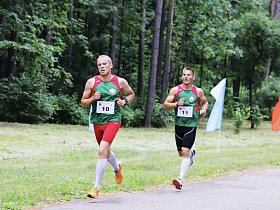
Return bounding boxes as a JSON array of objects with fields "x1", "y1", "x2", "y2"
[{"x1": 177, "y1": 106, "x2": 193, "y2": 117}]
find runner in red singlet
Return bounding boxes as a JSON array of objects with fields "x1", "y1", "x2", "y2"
[{"x1": 81, "y1": 55, "x2": 135, "y2": 198}]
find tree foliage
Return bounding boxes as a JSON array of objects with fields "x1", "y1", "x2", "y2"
[{"x1": 0, "y1": 0, "x2": 280, "y2": 128}]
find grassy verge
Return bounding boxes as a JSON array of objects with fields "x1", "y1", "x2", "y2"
[{"x1": 0, "y1": 119, "x2": 279, "y2": 209}]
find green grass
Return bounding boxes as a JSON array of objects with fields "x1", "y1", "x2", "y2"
[{"x1": 0, "y1": 119, "x2": 280, "y2": 210}]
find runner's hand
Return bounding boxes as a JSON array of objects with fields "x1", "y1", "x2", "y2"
[
  {"x1": 117, "y1": 98, "x2": 125, "y2": 107},
  {"x1": 177, "y1": 98, "x2": 185, "y2": 106},
  {"x1": 93, "y1": 90, "x2": 101, "y2": 100},
  {"x1": 200, "y1": 109, "x2": 206, "y2": 117}
]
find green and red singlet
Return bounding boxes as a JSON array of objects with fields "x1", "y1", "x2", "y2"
[
  {"x1": 174, "y1": 85, "x2": 199, "y2": 127},
  {"x1": 90, "y1": 75, "x2": 121, "y2": 125}
]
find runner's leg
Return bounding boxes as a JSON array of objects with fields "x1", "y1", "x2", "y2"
[
  {"x1": 102, "y1": 121, "x2": 121, "y2": 171},
  {"x1": 94, "y1": 158, "x2": 107, "y2": 190},
  {"x1": 102, "y1": 121, "x2": 123, "y2": 184},
  {"x1": 94, "y1": 139, "x2": 111, "y2": 190},
  {"x1": 107, "y1": 151, "x2": 120, "y2": 172},
  {"x1": 179, "y1": 127, "x2": 196, "y2": 181},
  {"x1": 179, "y1": 151, "x2": 191, "y2": 180}
]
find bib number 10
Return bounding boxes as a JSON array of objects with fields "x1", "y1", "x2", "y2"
[{"x1": 96, "y1": 101, "x2": 115, "y2": 114}]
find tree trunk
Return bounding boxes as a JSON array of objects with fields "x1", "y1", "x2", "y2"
[
  {"x1": 117, "y1": 0, "x2": 125, "y2": 77},
  {"x1": 43, "y1": 21, "x2": 53, "y2": 92},
  {"x1": 262, "y1": 0, "x2": 277, "y2": 82},
  {"x1": 199, "y1": 46, "x2": 204, "y2": 88},
  {"x1": 110, "y1": 0, "x2": 119, "y2": 74},
  {"x1": 138, "y1": 0, "x2": 146, "y2": 100},
  {"x1": 249, "y1": 66, "x2": 255, "y2": 129},
  {"x1": 231, "y1": 56, "x2": 240, "y2": 101},
  {"x1": 275, "y1": 0, "x2": 280, "y2": 20},
  {"x1": 6, "y1": 1, "x2": 18, "y2": 77},
  {"x1": 186, "y1": 48, "x2": 189, "y2": 66},
  {"x1": 172, "y1": 4, "x2": 189, "y2": 87},
  {"x1": 0, "y1": 14, "x2": 6, "y2": 78},
  {"x1": 43, "y1": 25, "x2": 53, "y2": 45},
  {"x1": 77, "y1": 1, "x2": 80, "y2": 19},
  {"x1": 144, "y1": 0, "x2": 163, "y2": 127},
  {"x1": 117, "y1": 38, "x2": 123, "y2": 77},
  {"x1": 262, "y1": 58, "x2": 271, "y2": 82},
  {"x1": 67, "y1": 0, "x2": 73, "y2": 67},
  {"x1": 6, "y1": 30, "x2": 18, "y2": 77},
  {"x1": 0, "y1": 53, "x2": 4, "y2": 78},
  {"x1": 270, "y1": 0, "x2": 275, "y2": 16},
  {"x1": 161, "y1": 0, "x2": 173, "y2": 103},
  {"x1": 249, "y1": 80, "x2": 254, "y2": 129},
  {"x1": 156, "y1": 0, "x2": 166, "y2": 92},
  {"x1": 223, "y1": 55, "x2": 227, "y2": 79}
]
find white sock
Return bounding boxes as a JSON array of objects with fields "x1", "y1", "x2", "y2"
[
  {"x1": 94, "y1": 159, "x2": 107, "y2": 190},
  {"x1": 107, "y1": 151, "x2": 120, "y2": 172},
  {"x1": 179, "y1": 158, "x2": 191, "y2": 181}
]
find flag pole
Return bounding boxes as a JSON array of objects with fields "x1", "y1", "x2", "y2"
[
  {"x1": 217, "y1": 129, "x2": 221, "y2": 153},
  {"x1": 88, "y1": 104, "x2": 94, "y2": 132}
]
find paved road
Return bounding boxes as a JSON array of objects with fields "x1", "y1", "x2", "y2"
[{"x1": 40, "y1": 168, "x2": 280, "y2": 210}]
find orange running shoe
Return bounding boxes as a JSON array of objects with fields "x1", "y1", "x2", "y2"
[
  {"x1": 87, "y1": 187, "x2": 99, "y2": 198},
  {"x1": 115, "y1": 161, "x2": 123, "y2": 184}
]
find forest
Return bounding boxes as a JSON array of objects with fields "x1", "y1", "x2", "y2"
[{"x1": 1, "y1": 0, "x2": 280, "y2": 129}]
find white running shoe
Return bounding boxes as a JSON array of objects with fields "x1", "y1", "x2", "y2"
[
  {"x1": 190, "y1": 148, "x2": 196, "y2": 166},
  {"x1": 173, "y1": 177, "x2": 183, "y2": 190}
]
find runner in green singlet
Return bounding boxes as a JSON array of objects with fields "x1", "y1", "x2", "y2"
[
  {"x1": 163, "y1": 67, "x2": 208, "y2": 190},
  {"x1": 81, "y1": 55, "x2": 135, "y2": 198}
]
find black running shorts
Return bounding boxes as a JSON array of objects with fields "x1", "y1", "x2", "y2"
[{"x1": 175, "y1": 125, "x2": 197, "y2": 151}]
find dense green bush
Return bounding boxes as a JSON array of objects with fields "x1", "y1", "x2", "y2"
[
  {"x1": 121, "y1": 100, "x2": 173, "y2": 128},
  {"x1": 121, "y1": 105, "x2": 145, "y2": 127},
  {"x1": 151, "y1": 103, "x2": 172, "y2": 128},
  {"x1": 0, "y1": 74, "x2": 88, "y2": 125},
  {"x1": 233, "y1": 106, "x2": 250, "y2": 134},
  {"x1": 49, "y1": 95, "x2": 88, "y2": 125},
  {"x1": 0, "y1": 75, "x2": 57, "y2": 123},
  {"x1": 255, "y1": 74, "x2": 280, "y2": 119}
]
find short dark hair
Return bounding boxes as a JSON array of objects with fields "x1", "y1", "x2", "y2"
[{"x1": 182, "y1": 67, "x2": 195, "y2": 76}]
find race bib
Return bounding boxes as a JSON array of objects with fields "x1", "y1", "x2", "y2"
[
  {"x1": 96, "y1": 101, "x2": 115, "y2": 114},
  {"x1": 177, "y1": 106, "x2": 193, "y2": 117}
]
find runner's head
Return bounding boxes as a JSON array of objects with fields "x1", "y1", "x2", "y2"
[
  {"x1": 97, "y1": 55, "x2": 112, "y2": 65},
  {"x1": 182, "y1": 67, "x2": 195, "y2": 86},
  {"x1": 182, "y1": 67, "x2": 195, "y2": 77},
  {"x1": 97, "y1": 55, "x2": 113, "y2": 76}
]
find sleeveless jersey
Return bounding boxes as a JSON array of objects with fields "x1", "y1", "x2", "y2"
[
  {"x1": 90, "y1": 75, "x2": 121, "y2": 125},
  {"x1": 174, "y1": 85, "x2": 199, "y2": 127}
]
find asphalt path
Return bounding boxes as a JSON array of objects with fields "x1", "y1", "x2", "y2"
[{"x1": 39, "y1": 168, "x2": 280, "y2": 210}]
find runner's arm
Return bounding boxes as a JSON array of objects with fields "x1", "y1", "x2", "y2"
[
  {"x1": 117, "y1": 78, "x2": 135, "y2": 107},
  {"x1": 163, "y1": 87, "x2": 178, "y2": 110},
  {"x1": 81, "y1": 78, "x2": 99, "y2": 108},
  {"x1": 197, "y1": 88, "x2": 208, "y2": 117}
]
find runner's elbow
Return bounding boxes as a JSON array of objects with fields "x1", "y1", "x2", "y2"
[
  {"x1": 81, "y1": 101, "x2": 88, "y2": 108},
  {"x1": 163, "y1": 103, "x2": 168, "y2": 110}
]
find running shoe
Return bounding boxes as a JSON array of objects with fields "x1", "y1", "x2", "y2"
[
  {"x1": 87, "y1": 187, "x2": 99, "y2": 198},
  {"x1": 173, "y1": 177, "x2": 183, "y2": 190},
  {"x1": 115, "y1": 161, "x2": 123, "y2": 184},
  {"x1": 190, "y1": 148, "x2": 196, "y2": 166}
]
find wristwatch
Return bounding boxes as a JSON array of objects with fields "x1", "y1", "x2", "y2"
[{"x1": 124, "y1": 98, "x2": 129, "y2": 106}]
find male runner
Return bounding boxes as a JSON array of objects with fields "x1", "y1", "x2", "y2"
[
  {"x1": 163, "y1": 67, "x2": 208, "y2": 190},
  {"x1": 81, "y1": 55, "x2": 135, "y2": 198}
]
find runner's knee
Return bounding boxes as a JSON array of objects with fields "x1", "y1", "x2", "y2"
[{"x1": 181, "y1": 148, "x2": 190, "y2": 158}]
